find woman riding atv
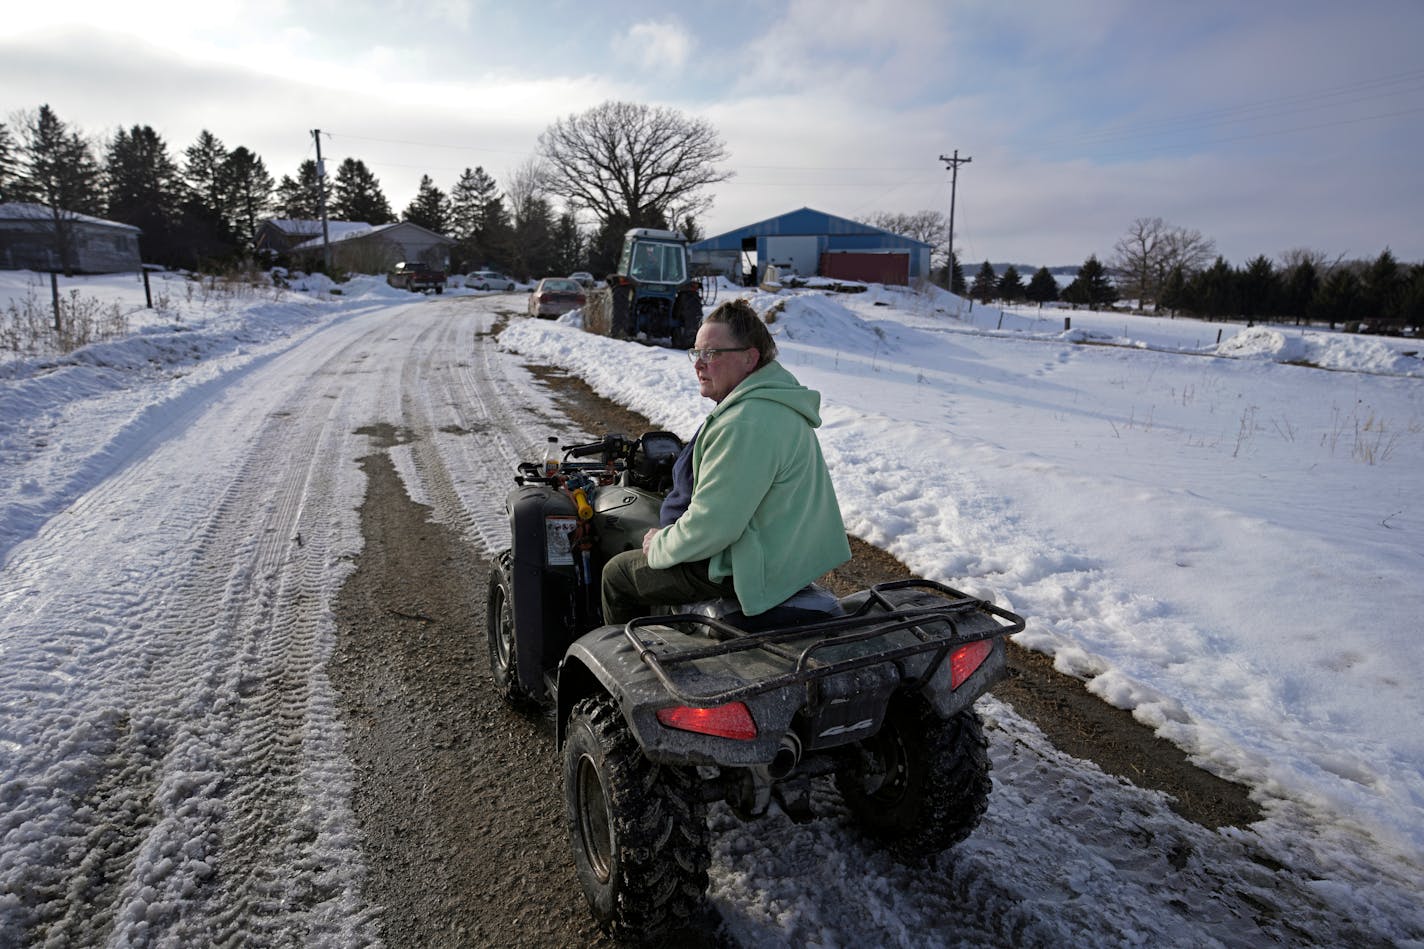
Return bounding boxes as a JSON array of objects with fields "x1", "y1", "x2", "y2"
[{"x1": 600, "y1": 298, "x2": 852, "y2": 626}]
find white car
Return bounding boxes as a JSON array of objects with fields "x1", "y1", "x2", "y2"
[
  {"x1": 467, "y1": 270, "x2": 516, "y2": 291},
  {"x1": 568, "y1": 271, "x2": 596, "y2": 288}
]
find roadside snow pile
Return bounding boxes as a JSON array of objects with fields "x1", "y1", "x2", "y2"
[
  {"x1": 750, "y1": 292, "x2": 899, "y2": 353},
  {"x1": 1217, "y1": 326, "x2": 1423, "y2": 376}
]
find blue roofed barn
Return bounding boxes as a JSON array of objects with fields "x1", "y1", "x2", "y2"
[{"x1": 690, "y1": 207, "x2": 932, "y2": 287}]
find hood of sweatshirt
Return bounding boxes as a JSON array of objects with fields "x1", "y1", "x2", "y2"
[{"x1": 708, "y1": 361, "x2": 822, "y2": 427}]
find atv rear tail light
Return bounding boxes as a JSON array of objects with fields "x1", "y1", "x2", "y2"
[
  {"x1": 656, "y1": 702, "x2": 758, "y2": 740},
  {"x1": 950, "y1": 640, "x2": 993, "y2": 689}
]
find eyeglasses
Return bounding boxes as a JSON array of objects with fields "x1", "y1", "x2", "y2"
[{"x1": 687, "y1": 346, "x2": 750, "y2": 364}]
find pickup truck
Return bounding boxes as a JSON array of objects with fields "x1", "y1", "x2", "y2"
[{"x1": 387, "y1": 261, "x2": 446, "y2": 294}]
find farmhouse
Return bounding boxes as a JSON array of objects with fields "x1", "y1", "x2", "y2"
[
  {"x1": 0, "y1": 202, "x2": 142, "y2": 274},
  {"x1": 254, "y1": 219, "x2": 375, "y2": 259},
  {"x1": 263, "y1": 220, "x2": 454, "y2": 274},
  {"x1": 691, "y1": 207, "x2": 933, "y2": 286}
]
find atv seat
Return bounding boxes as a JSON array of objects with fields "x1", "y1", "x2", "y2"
[{"x1": 685, "y1": 582, "x2": 843, "y2": 633}]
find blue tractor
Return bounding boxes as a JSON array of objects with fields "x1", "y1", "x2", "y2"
[{"x1": 583, "y1": 228, "x2": 709, "y2": 348}]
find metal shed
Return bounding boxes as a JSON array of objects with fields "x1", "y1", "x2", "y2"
[
  {"x1": 0, "y1": 202, "x2": 142, "y2": 274},
  {"x1": 690, "y1": 207, "x2": 932, "y2": 286}
]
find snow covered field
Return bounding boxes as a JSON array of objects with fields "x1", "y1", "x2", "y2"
[{"x1": 1, "y1": 269, "x2": 1421, "y2": 945}]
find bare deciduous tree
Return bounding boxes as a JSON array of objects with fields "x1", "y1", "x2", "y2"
[
  {"x1": 504, "y1": 157, "x2": 547, "y2": 228},
  {"x1": 862, "y1": 210, "x2": 950, "y2": 267},
  {"x1": 537, "y1": 101, "x2": 732, "y2": 231},
  {"x1": 1112, "y1": 216, "x2": 1215, "y2": 312}
]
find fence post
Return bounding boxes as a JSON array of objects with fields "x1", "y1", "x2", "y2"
[
  {"x1": 143, "y1": 268, "x2": 153, "y2": 308},
  {"x1": 51, "y1": 272, "x2": 61, "y2": 335},
  {"x1": 1065, "y1": 316, "x2": 1072, "y2": 332}
]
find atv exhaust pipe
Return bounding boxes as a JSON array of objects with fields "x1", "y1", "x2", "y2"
[
  {"x1": 730, "y1": 734, "x2": 805, "y2": 819},
  {"x1": 769, "y1": 732, "x2": 802, "y2": 780}
]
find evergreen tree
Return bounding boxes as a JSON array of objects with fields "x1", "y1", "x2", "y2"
[
  {"x1": 1159, "y1": 264, "x2": 1189, "y2": 315},
  {"x1": 448, "y1": 166, "x2": 501, "y2": 269},
  {"x1": 970, "y1": 260, "x2": 997, "y2": 303},
  {"x1": 996, "y1": 264, "x2": 1024, "y2": 302},
  {"x1": 675, "y1": 214, "x2": 703, "y2": 244},
  {"x1": 402, "y1": 174, "x2": 449, "y2": 233},
  {"x1": 1362, "y1": 249, "x2": 1405, "y2": 332},
  {"x1": 1026, "y1": 267, "x2": 1058, "y2": 307},
  {"x1": 175, "y1": 130, "x2": 242, "y2": 261},
  {"x1": 479, "y1": 196, "x2": 516, "y2": 273},
  {"x1": 1398, "y1": 265, "x2": 1424, "y2": 335},
  {"x1": 223, "y1": 147, "x2": 275, "y2": 249},
  {"x1": 512, "y1": 193, "x2": 556, "y2": 279},
  {"x1": 1238, "y1": 255, "x2": 1280, "y2": 320},
  {"x1": 104, "y1": 125, "x2": 184, "y2": 265},
  {"x1": 1310, "y1": 267, "x2": 1362, "y2": 329},
  {"x1": 550, "y1": 210, "x2": 585, "y2": 275},
  {"x1": 274, "y1": 159, "x2": 323, "y2": 219},
  {"x1": 589, "y1": 213, "x2": 631, "y2": 277},
  {"x1": 12, "y1": 105, "x2": 104, "y2": 214},
  {"x1": 183, "y1": 130, "x2": 231, "y2": 230},
  {"x1": 330, "y1": 158, "x2": 393, "y2": 224},
  {"x1": 1280, "y1": 259, "x2": 1318, "y2": 325},
  {"x1": 1062, "y1": 255, "x2": 1118, "y2": 310},
  {"x1": 1187, "y1": 257, "x2": 1239, "y2": 319},
  {"x1": 949, "y1": 252, "x2": 966, "y2": 296},
  {"x1": 12, "y1": 105, "x2": 104, "y2": 273}
]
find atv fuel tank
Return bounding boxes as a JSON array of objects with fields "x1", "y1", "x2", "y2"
[{"x1": 591, "y1": 485, "x2": 663, "y2": 556}]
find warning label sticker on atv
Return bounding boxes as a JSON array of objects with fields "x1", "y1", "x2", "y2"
[{"x1": 544, "y1": 516, "x2": 579, "y2": 566}]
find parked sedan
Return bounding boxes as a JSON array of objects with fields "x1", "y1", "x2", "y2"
[
  {"x1": 528, "y1": 277, "x2": 586, "y2": 319},
  {"x1": 568, "y1": 271, "x2": 596, "y2": 288},
  {"x1": 467, "y1": 270, "x2": 516, "y2": 291}
]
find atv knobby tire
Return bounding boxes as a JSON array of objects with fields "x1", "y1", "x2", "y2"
[
  {"x1": 486, "y1": 549, "x2": 532, "y2": 706},
  {"x1": 835, "y1": 697, "x2": 991, "y2": 859},
  {"x1": 564, "y1": 696, "x2": 710, "y2": 940}
]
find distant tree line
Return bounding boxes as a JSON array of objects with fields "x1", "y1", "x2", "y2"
[
  {"x1": 949, "y1": 216, "x2": 1420, "y2": 335},
  {"x1": 1, "y1": 101, "x2": 732, "y2": 282},
  {"x1": 1107, "y1": 217, "x2": 1421, "y2": 334},
  {"x1": 0, "y1": 104, "x2": 556, "y2": 276}
]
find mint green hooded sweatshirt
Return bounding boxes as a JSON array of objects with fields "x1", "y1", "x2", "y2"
[{"x1": 646, "y1": 360, "x2": 851, "y2": 615}]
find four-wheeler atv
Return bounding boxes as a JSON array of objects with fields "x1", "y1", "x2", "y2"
[{"x1": 486, "y1": 432, "x2": 1025, "y2": 941}]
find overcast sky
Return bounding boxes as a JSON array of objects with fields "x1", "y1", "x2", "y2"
[{"x1": 5, "y1": 0, "x2": 1422, "y2": 267}]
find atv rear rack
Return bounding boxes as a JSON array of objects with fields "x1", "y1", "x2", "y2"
[{"x1": 623, "y1": 579, "x2": 1025, "y2": 707}]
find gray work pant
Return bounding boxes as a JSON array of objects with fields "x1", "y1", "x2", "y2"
[{"x1": 600, "y1": 549, "x2": 735, "y2": 626}]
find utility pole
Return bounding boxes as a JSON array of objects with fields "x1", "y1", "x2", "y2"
[
  {"x1": 938, "y1": 150, "x2": 972, "y2": 293},
  {"x1": 312, "y1": 129, "x2": 332, "y2": 272}
]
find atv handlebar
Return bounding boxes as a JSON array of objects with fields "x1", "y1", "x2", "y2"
[{"x1": 565, "y1": 433, "x2": 634, "y2": 460}]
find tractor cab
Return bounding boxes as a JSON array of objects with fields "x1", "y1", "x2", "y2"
[
  {"x1": 620, "y1": 229, "x2": 690, "y2": 288},
  {"x1": 583, "y1": 228, "x2": 704, "y2": 348}
]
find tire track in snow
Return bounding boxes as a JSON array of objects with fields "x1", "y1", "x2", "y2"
[
  {"x1": 0, "y1": 305, "x2": 417, "y2": 945},
  {"x1": 388, "y1": 303, "x2": 573, "y2": 555}
]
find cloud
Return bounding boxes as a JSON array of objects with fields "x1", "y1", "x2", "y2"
[{"x1": 624, "y1": 20, "x2": 694, "y2": 73}]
